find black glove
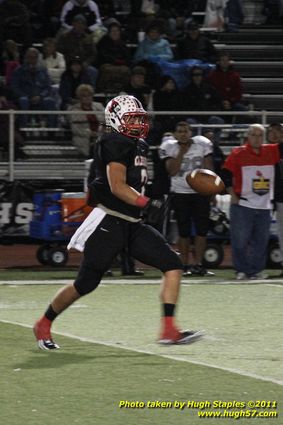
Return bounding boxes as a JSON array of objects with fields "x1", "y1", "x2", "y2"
[{"x1": 142, "y1": 198, "x2": 166, "y2": 225}]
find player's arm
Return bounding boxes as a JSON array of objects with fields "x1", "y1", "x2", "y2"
[
  {"x1": 203, "y1": 154, "x2": 214, "y2": 171},
  {"x1": 107, "y1": 162, "x2": 146, "y2": 206},
  {"x1": 107, "y1": 162, "x2": 164, "y2": 221},
  {"x1": 165, "y1": 144, "x2": 188, "y2": 176}
]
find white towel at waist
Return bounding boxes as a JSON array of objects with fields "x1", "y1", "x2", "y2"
[{"x1": 67, "y1": 207, "x2": 106, "y2": 252}]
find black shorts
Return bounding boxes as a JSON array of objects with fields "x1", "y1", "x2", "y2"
[
  {"x1": 171, "y1": 193, "x2": 210, "y2": 238},
  {"x1": 73, "y1": 213, "x2": 182, "y2": 295}
]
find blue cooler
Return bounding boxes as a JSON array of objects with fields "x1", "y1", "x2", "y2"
[{"x1": 30, "y1": 189, "x2": 63, "y2": 239}]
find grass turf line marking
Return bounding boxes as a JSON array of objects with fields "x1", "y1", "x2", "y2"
[
  {"x1": 1, "y1": 318, "x2": 282, "y2": 387},
  {"x1": 0, "y1": 279, "x2": 283, "y2": 286}
]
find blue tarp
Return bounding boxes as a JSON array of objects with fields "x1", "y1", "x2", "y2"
[{"x1": 149, "y1": 58, "x2": 216, "y2": 89}]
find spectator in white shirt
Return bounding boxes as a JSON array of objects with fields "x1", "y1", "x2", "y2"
[{"x1": 41, "y1": 38, "x2": 66, "y2": 85}]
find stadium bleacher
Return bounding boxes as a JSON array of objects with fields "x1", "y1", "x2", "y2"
[{"x1": 0, "y1": 10, "x2": 282, "y2": 182}]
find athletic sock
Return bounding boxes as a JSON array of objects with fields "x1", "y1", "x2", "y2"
[
  {"x1": 163, "y1": 303, "x2": 175, "y2": 317},
  {"x1": 44, "y1": 304, "x2": 58, "y2": 322},
  {"x1": 162, "y1": 304, "x2": 178, "y2": 333}
]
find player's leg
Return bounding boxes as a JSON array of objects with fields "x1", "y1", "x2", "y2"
[
  {"x1": 171, "y1": 194, "x2": 192, "y2": 274},
  {"x1": 191, "y1": 195, "x2": 214, "y2": 276},
  {"x1": 33, "y1": 214, "x2": 124, "y2": 350},
  {"x1": 33, "y1": 284, "x2": 81, "y2": 350},
  {"x1": 130, "y1": 223, "x2": 203, "y2": 344}
]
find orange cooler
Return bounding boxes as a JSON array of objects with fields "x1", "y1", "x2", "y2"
[{"x1": 61, "y1": 192, "x2": 92, "y2": 222}]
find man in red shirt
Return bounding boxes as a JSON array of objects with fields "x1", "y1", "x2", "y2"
[{"x1": 221, "y1": 124, "x2": 283, "y2": 280}]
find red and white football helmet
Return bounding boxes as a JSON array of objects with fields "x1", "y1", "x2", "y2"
[{"x1": 105, "y1": 95, "x2": 149, "y2": 138}]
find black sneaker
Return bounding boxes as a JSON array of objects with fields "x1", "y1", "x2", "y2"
[
  {"x1": 191, "y1": 265, "x2": 215, "y2": 276},
  {"x1": 182, "y1": 265, "x2": 192, "y2": 276},
  {"x1": 122, "y1": 270, "x2": 144, "y2": 276}
]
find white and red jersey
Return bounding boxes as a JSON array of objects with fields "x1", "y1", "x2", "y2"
[
  {"x1": 224, "y1": 143, "x2": 280, "y2": 209},
  {"x1": 159, "y1": 135, "x2": 213, "y2": 194}
]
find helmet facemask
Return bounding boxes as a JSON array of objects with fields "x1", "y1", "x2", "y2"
[{"x1": 120, "y1": 112, "x2": 149, "y2": 138}]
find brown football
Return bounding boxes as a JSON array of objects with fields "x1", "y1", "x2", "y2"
[{"x1": 186, "y1": 169, "x2": 225, "y2": 195}]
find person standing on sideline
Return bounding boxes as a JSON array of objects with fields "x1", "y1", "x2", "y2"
[
  {"x1": 221, "y1": 123, "x2": 283, "y2": 280},
  {"x1": 33, "y1": 95, "x2": 203, "y2": 350},
  {"x1": 267, "y1": 122, "x2": 283, "y2": 276},
  {"x1": 159, "y1": 121, "x2": 215, "y2": 277}
]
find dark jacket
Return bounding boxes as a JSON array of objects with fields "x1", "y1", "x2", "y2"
[
  {"x1": 56, "y1": 29, "x2": 97, "y2": 66},
  {"x1": 182, "y1": 80, "x2": 222, "y2": 122},
  {"x1": 97, "y1": 34, "x2": 131, "y2": 67},
  {"x1": 59, "y1": 68, "x2": 93, "y2": 109},
  {"x1": 183, "y1": 80, "x2": 222, "y2": 111},
  {"x1": 177, "y1": 34, "x2": 217, "y2": 63}
]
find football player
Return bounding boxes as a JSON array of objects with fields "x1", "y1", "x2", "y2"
[{"x1": 33, "y1": 95, "x2": 203, "y2": 349}]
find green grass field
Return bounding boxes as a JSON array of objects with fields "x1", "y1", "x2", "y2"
[{"x1": 0, "y1": 270, "x2": 282, "y2": 425}]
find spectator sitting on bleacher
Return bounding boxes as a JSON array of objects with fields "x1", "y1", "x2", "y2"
[
  {"x1": 153, "y1": 75, "x2": 183, "y2": 137},
  {"x1": 133, "y1": 22, "x2": 173, "y2": 88},
  {"x1": 176, "y1": 20, "x2": 217, "y2": 63},
  {"x1": 56, "y1": 14, "x2": 98, "y2": 87},
  {"x1": 0, "y1": 0, "x2": 32, "y2": 49},
  {"x1": 182, "y1": 66, "x2": 225, "y2": 141},
  {"x1": 134, "y1": 23, "x2": 174, "y2": 64},
  {"x1": 166, "y1": 15, "x2": 191, "y2": 43},
  {"x1": 97, "y1": 20, "x2": 131, "y2": 68},
  {"x1": 96, "y1": 20, "x2": 131, "y2": 92},
  {"x1": 207, "y1": 50, "x2": 248, "y2": 123},
  {"x1": 10, "y1": 47, "x2": 57, "y2": 128},
  {"x1": 60, "y1": 0, "x2": 102, "y2": 33},
  {"x1": 68, "y1": 83, "x2": 104, "y2": 157},
  {"x1": 0, "y1": 82, "x2": 25, "y2": 159},
  {"x1": 124, "y1": 66, "x2": 151, "y2": 109},
  {"x1": 59, "y1": 56, "x2": 95, "y2": 110},
  {"x1": 41, "y1": 38, "x2": 66, "y2": 86},
  {"x1": 0, "y1": 39, "x2": 20, "y2": 87}
]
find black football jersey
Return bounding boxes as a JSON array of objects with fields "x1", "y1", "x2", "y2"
[{"x1": 89, "y1": 132, "x2": 149, "y2": 218}]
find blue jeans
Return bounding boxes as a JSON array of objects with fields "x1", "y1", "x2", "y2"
[
  {"x1": 230, "y1": 204, "x2": 271, "y2": 276},
  {"x1": 19, "y1": 96, "x2": 57, "y2": 127}
]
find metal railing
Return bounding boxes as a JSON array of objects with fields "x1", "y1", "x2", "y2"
[{"x1": 1, "y1": 109, "x2": 283, "y2": 182}]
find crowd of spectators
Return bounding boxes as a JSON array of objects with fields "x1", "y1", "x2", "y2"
[{"x1": 0, "y1": 0, "x2": 282, "y2": 158}]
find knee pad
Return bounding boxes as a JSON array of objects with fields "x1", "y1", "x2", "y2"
[{"x1": 74, "y1": 263, "x2": 104, "y2": 296}]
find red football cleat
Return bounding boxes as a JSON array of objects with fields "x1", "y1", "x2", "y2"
[
  {"x1": 159, "y1": 328, "x2": 204, "y2": 345},
  {"x1": 33, "y1": 318, "x2": 59, "y2": 350}
]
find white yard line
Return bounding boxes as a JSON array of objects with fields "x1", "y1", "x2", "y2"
[
  {"x1": 1, "y1": 318, "x2": 282, "y2": 386},
  {"x1": 0, "y1": 279, "x2": 282, "y2": 286}
]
